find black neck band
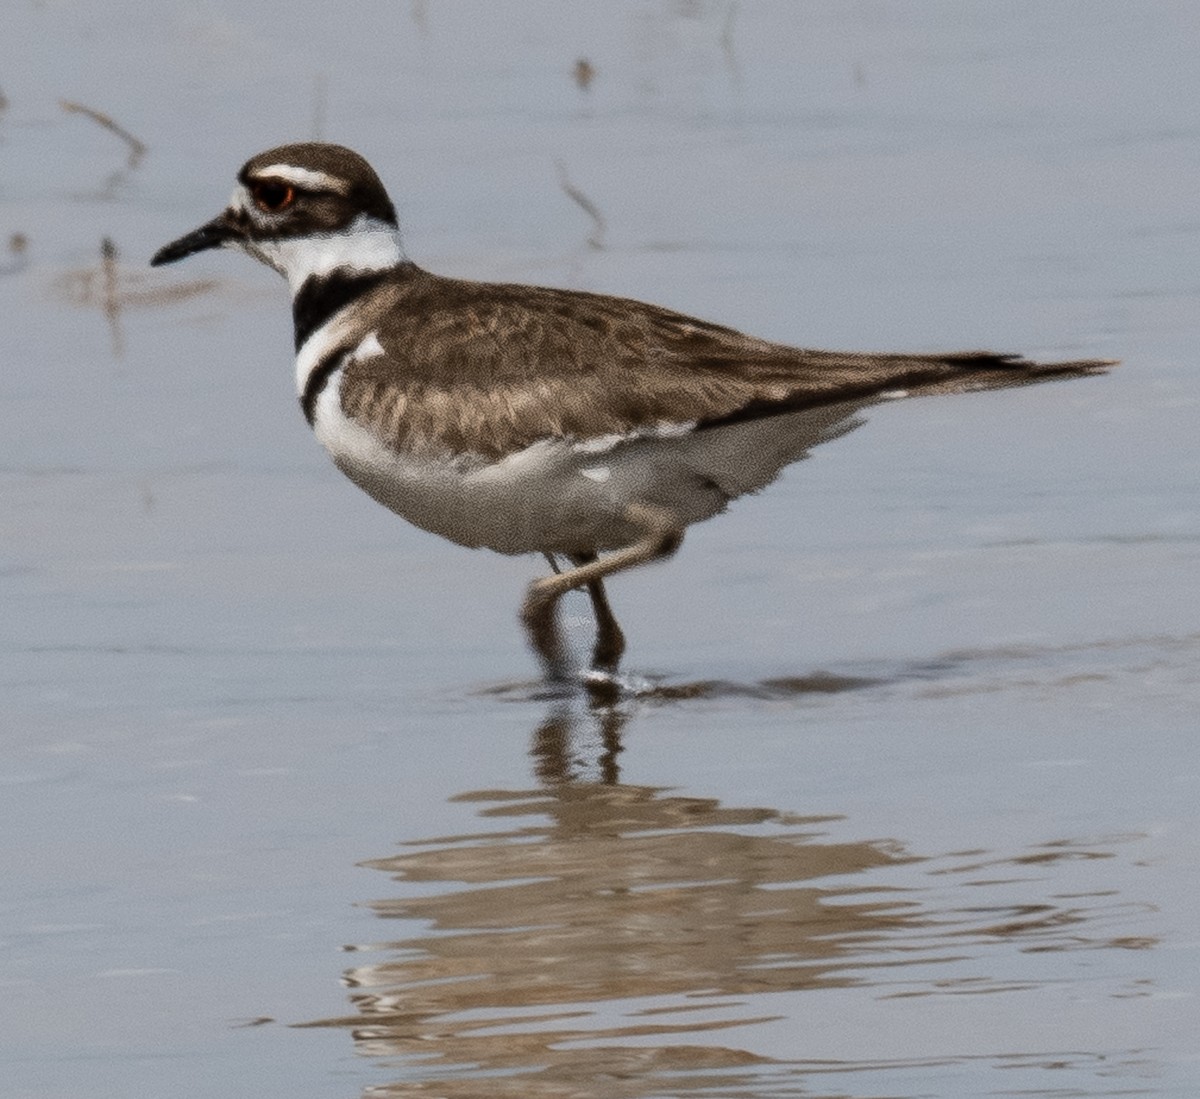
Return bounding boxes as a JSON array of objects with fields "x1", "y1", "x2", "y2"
[{"x1": 292, "y1": 268, "x2": 393, "y2": 351}]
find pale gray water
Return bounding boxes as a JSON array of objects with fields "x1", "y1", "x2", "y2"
[{"x1": 2, "y1": 2, "x2": 1198, "y2": 1097}]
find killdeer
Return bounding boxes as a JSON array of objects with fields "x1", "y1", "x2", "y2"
[{"x1": 151, "y1": 143, "x2": 1114, "y2": 682}]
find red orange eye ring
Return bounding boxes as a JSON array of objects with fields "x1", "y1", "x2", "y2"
[{"x1": 251, "y1": 180, "x2": 296, "y2": 213}]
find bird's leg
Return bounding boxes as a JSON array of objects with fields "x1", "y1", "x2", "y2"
[
  {"x1": 521, "y1": 503, "x2": 683, "y2": 682},
  {"x1": 568, "y1": 551, "x2": 626, "y2": 676}
]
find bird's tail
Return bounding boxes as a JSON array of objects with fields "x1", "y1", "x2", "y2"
[{"x1": 890, "y1": 351, "x2": 1117, "y2": 398}]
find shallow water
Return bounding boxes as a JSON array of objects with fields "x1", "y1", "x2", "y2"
[{"x1": 2, "y1": 2, "x2": 1199, "y2": 1097}]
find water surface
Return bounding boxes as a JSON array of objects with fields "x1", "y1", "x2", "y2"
[{"x1": 1, "y1": 2, "x2": 1197, "y2": 1097}]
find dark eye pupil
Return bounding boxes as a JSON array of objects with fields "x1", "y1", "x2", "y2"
[{"x1": 255, "y1": 182, "x2": 290, "y2": 209}]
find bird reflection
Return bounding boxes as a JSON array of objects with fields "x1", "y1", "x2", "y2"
[
  {"x1": 301, "y1": 702, "x2": 1157, "y2": 1097},
  {"x1": 303, "y1": 702, "x2": 921, "y2": 1095},
  {"x1": 530, "y1": 701, "x2": 625, "y2": 786}
]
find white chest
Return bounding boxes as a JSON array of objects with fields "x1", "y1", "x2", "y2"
[{"x1": 308, "y1": 368, "x2": 632, "y2": 555}]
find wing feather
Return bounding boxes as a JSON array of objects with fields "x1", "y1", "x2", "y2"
[{"x1": 338, "y1": 269, "x2": 1114, "y2": 460}]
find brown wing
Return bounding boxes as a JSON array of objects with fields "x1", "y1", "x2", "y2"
[{"x1": 339, "y1": 268, "x2": 1115, "y2": 460}]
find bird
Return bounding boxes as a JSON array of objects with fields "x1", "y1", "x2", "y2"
[{"x1": 151, "y1": 142, "x2": 1114, "y2": 684}]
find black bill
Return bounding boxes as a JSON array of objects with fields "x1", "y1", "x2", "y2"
[{"x1": 150, "y1": 214, "x2": 241, "y2": 266}]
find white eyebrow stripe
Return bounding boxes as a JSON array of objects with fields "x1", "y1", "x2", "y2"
[{"x1": 252, "y1": 164, "x2": 348, "y2": 192}]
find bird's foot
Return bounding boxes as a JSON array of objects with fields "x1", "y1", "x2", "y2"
[
  {"x1": 588, "y1": 620, "x2": 625, "y2": 679},
  {"x1": 520, "y1": 580, "x2": 572, "y2": 684},
  {"x1": 582, "y1": 666, "x2": 623, "y2": 704}
]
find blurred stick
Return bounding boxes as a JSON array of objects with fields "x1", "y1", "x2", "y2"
[
  {"x1": 555, "y1": 160, "x2": 606, "y2": 251},
  {"x1": 101, "y1": 237, "x2": 125, "y2": 358},
  {"x1": 311, "y1": 73, "x2": 328, "y2": 141},
  {"x1": 720, "y1": 3, "x2": 742, "y2": 86},
  {"x1": 60, "y1": 99, "x2": 146, "y2": 168}
]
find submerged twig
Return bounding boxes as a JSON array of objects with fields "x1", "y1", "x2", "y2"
[
  {"x1": 101, "y1": 236, "x2": 125, "y2": 358},
  {"x1": 410, "y1": 0, "x2": 428, "y2": 34},
  {"x1": 555, "y1": 160, "x2": 606, "y2": 251},
  {"x1": 0, "y1": 232, "x2": 29, "y2": 278},
  {"x1": 311, "y1": 73, "x2": 328, "y2": 141},
  {"x1": 60, "y1": 99, "x2": 146, "y2": 169},
  {"x1": 720, "y1": 2, "x2": 741, "y2": 86}
]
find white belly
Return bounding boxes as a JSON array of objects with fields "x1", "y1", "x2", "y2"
[
  {"x1": 310, "y1": 365, "x2": 869, "y2": 556},
  {"x1": 310, "y1": 369, "x2": 637, "y2": 554}
]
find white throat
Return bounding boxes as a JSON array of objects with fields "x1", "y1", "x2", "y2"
[{"x1": 238, "y1": 214, "x2": 405, "y2": 295}]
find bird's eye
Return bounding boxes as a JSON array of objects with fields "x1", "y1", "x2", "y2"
[{"x1": 251, "y1": 180, "x2": 296, "y2": 213}]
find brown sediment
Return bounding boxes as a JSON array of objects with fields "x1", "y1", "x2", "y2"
[{"x1": 572, "y1": 57, "x2": 595, "y2": 91}]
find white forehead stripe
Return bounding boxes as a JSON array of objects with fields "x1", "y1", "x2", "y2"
[{"x1": 252, "y1": 164, "x2": 348, "y2": 192}]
